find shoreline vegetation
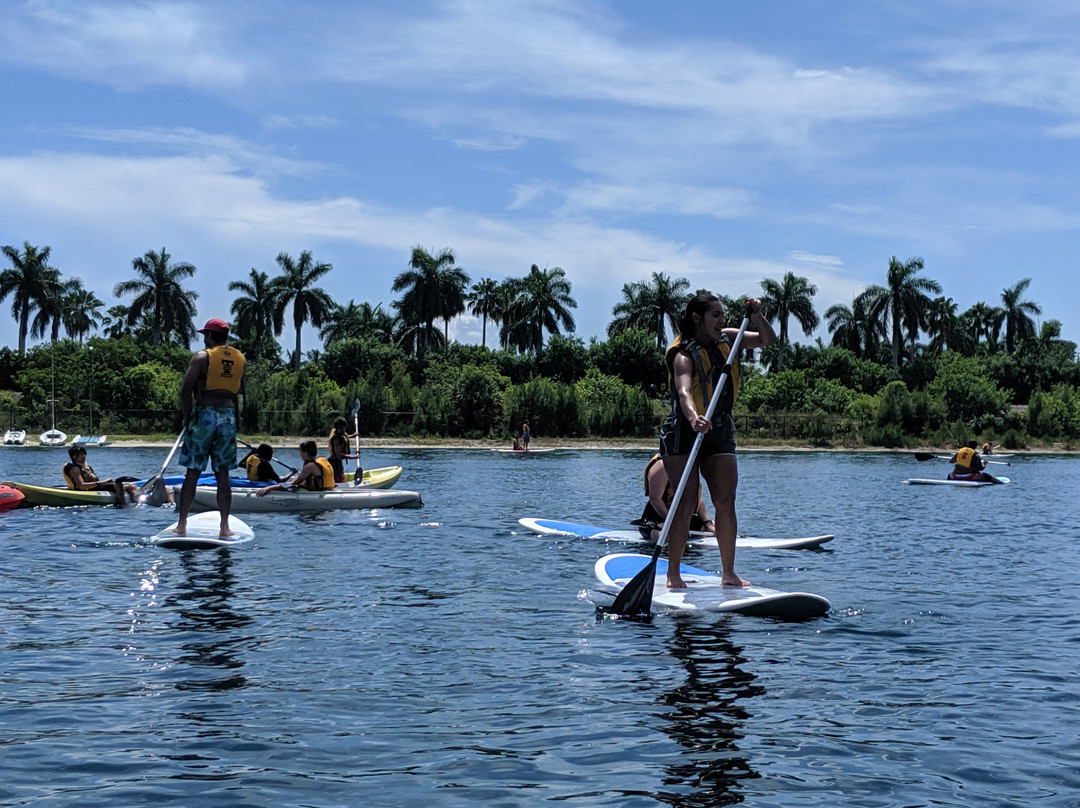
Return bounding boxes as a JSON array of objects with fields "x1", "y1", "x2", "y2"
[{"x1": 8, "y1": 435, "x2": 1072, "y2": 453}]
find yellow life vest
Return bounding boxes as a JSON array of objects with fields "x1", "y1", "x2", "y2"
[
  {"x1": 664, "y1": 335, "x2": 740, "y2": 416},
  {"x1": 303, "y1": 457, "x2": 336, "y2": 491},
  {"x1": 329, "y1": 428, "x2": 348, "y2": 456},
  {"x1": 63, "y1": 461, "x2": 98, "y2": 489},
  {"x1": 244, "y1": 454, "x2": 263, "y2": 482},
  {"x1": 204, "y1": 345, "x2": 245, "y2": 396},
  {"x1": 954, "y1": 446, "x2": 977, "y2": 471}
]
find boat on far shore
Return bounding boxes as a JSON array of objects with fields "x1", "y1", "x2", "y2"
[
  {"x1": 3, "y1": 428, "x2": 26, "y2": 445},
  {"x1": 70, "y1": 434, "x2": 109, "y2": 447}
]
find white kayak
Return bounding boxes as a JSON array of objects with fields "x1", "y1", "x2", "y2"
[
  {"x1": 903, "y1": 477, "x2": 1010, "y2": 487},
  {"x1": 519, "y1": 517, "x2": 834, "y2": 550},
  {"x1": 595, "y1": 553, "x2": 830, "y2": 618},
  {"x1": 184, "y1": 485, "x2": 423, "y2": 512},
  {"x1": 149, "y1": 511, "x2": 254, "y2": 550}
]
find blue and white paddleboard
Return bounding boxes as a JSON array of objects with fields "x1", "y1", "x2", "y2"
[
  {"x1": 519, "y1": 517, "x2": 833, "y2": 550},
  {"x1": 903, "y1": 477, "x2": 1010, "y2": 487},
  {"x1": 149, "y1": 511, "x2": 255, "y2": 549},
  {"x1": 595, "y1": 553, "x2": 830, "y2": 618}
]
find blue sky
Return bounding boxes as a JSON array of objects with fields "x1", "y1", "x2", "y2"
[{"x1": 2, "y1": 0, "x2": 1078, "y2": 356}]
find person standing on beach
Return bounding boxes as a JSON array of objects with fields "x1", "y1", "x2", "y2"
[{"x1": 175, "y1": 318, "x2": 246, "y2": 537}]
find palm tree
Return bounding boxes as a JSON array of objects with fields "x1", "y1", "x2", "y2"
[
  {"x1": 759, "y1": 271, "x2": 819, "y2": 371},
  {"x1": 320, "y1": 300, "x2": 369, "y2": 345},
  {"x1": 229, "y1": 268, "x2": 281, "y2": 364},
  {"x1": 925, "y1": 296, "x2": 973, "y2": 355},
  {"x1": 29, "y1": 271, "x2": 73, "y2": 343},
  {"x1": 959, "y1": 301, "x2": 1002, "y2": 351},
  {"x1": 102, "y1": 304, "x2": 131, "y2": 340},
  {"x1": 62, "y1": 285, "x2": 105, "y2": 343},
  {"x1": 863, "y1": 256, "x2": 941, "y2": 366},
  {"x1": 501, "y1": 264, "x2": 577, "y2": 355},
  {"x1": 608, "y1": 271, "x2": 690, "y2": 349},
  {"x1": 0, "y1": 241, "x2": 58, "y2": 354},
  {"x1": 467, "y1": 277, "x2": 501, "y2": 348},
  {"x1": 113, "y1": 247, "x2": 199, "y2": 346},
  {"x1": 392, "y1": 247, "x2": 468, "y2": 354},
  {"x1": 269, "y1": 251, "x2": 334, "y2": 371},
  {"x1": 999, "y1": 278, "x2": 1042, "y2": 354}
]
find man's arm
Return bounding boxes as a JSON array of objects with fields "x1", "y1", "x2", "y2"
[{"x1": 179, "y1": 351, "x2": 208, "y2": 425}]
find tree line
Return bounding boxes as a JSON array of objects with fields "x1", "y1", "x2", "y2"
[{"x1": 2, "y1": 241, "x2": 1078, "y2": 445}]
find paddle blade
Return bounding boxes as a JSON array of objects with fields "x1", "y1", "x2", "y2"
[
  {"x1": 913, "y1": 453, "x2": 937, "y2": 461},
  {"x1": 609, "y1": 557, "x2": 658, "y2": 616},
  {"x1": 142, "y1": 476, "x2": 169, "y2": 507}
]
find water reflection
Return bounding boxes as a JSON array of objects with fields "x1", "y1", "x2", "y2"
[
  {"x1": 657, "y1": 617, "x2": 764, "y2": 807},
  {"x1": 170, "y1": 550, "x2": 252, "y2": 691}
]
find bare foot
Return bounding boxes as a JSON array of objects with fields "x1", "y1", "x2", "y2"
[
  {"x1": 174, "y1": 520, "x2": 187, "y2": 536},
  {"x1": 722, "y1": 573, "x2": 750, "y2": 587},
  {"x1": 667, "y1": 576, "x2": 698, "y2": 589}
]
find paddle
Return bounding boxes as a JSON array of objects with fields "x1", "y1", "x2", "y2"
[
  {"x1": 914, "y1": 452, "x2": 1010, "y2": 466},
  {"x1": 137, "y1": 429, "x2": 185, "y2": 506},
  {"x1": 609, "y1": 307, "x2": 753, "y2": 616},
  {"x1": 351, "y1": 398, "x2": 363, "y2": 486},
  {"x1": 237, "y1": 438, "x2": 300, "y2": 476}
]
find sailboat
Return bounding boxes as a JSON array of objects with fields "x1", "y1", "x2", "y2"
[
  {"x1": 69, "y1": 345, "x2": 107, "y2": 446},
  {"x1": 38, "y1": 349, "x2": 67, "y2": 446}
]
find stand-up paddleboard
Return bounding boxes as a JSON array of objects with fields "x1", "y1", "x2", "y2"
[
  {"x1": 149, "y1": 511, "x2": 254, "y2": 549},
  {"x1": 903, "y1": 477, "x2": 1010, "y2": 487},
  {"x1": 491, "y1": 447, "x2": 556, "y2": 453},
  {"x1": 595, "y1": 553, "x2": 830, "y2": 618},
  {"x1": 519, "y1": 517, "x2": 833, "y2": 550}
]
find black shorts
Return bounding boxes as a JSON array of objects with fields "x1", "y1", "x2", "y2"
[{"x1": 659, "y1": 411, "x2": 736, "y2": 457}]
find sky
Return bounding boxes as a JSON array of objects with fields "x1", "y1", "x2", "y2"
[{"x1": 1, "y1": 0, "x2": 1078, "y2": 358}]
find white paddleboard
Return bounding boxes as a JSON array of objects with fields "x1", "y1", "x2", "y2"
[
  {"x1": 149, "y1": 511, "x2": 255, "y2": 549},
  {"x1": 491, "y1": 447, "x2": 556, "y2": 453},
  {"x1": 903, "y1": 477, "x2": 1010, "y2": 487},
  {"x1": 519, "y1": 517, "x2": 833, "y2": 550},
  {"x1": 595, "y1": 553, "x2": 830, "y2": 618}
]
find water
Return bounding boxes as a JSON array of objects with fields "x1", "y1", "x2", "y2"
[{"x1": 1, "y1": 447, "x2": 1078, "y2": 807}]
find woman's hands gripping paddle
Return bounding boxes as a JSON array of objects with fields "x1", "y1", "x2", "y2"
[{"x1": 608, "y1": 307, "x2": 753, "y2": 617}]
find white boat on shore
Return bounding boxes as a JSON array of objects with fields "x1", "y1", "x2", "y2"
[
  {"x1": 39, "y1": 428, "x2": 68, "y2": 447},
  {"x1": 3, "y1": 428, "x2": 26, "y2": 445},
  {"x1": 70, "y1": 434, "x2": 109, "y2": 447}
]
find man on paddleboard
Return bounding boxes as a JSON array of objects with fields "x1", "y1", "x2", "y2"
[
  {"x1": 948, "y1": 441, "x2": 1001, "y2": 483},
  {"x1": 175, "y1": 318, "x2": 246, "y2": 537}
]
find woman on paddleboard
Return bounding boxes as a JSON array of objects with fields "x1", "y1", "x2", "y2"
[{"x1": 660, "y1": 293, "x2": 775, "y2": 589}]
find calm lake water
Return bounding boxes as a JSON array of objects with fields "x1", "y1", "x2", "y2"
[{"x1": 1, "y1": 446, "x2": 1078, "y2": 807}]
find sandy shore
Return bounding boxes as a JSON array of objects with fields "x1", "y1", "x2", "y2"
[{"x1": 85, "y1": 436, "x2": 1071, "y2": 454}]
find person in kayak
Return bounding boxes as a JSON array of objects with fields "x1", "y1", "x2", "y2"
[
  {"x1": 176, "y1": 318, "x2": 246, "y2": 537},
  {"x1": 62, "y1": 444, "x2": 138, "y2": 507},
  {"x1": 660, "y1": 293, "x2": 776, "y2": 589},
  {"x1": 255, "y1": 440, "x2": 336, "y2": 496},
  {"x1": 633, "y1": 452, "x2": 715, "y2": 541},
  {"x1": 328, "y1": 416, "x2": 360, "y2": 484},
  {"x1": 239, "y1": 442, "x2": 283, "y2": 483},
  {"x1": 981, "y1": 440, "x2": 996, "y2": 455},
  {"x1": 949, "y1": 441, "x2": 1001, "y2": 483}
]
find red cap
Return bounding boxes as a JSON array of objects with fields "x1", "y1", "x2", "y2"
[{"x1": 197, "y1": 318, "x2": 230, "y2": 335}]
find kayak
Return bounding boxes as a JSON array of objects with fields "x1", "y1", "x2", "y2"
[
  {"x1": 184, "y1": 485, "x2": 423, "y2": 512},
  {"x1": 0, "y1": 484, "x2": 25, "y2": 511},
  {"x1": 903, "y1": 476, "x2": 1010, "y2": 487},
  {"x1": 5, "y1": 480, "x2": 117, "y2": 507},
  {"x1": 342, "y1": 466, "x2": 403, "y2": 489}
]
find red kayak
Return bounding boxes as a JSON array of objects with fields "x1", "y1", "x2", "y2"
[{"x1": 0, "y1": 483, "x2": 25, "y2": 511}]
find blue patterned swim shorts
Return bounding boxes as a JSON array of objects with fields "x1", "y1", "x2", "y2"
[{"x1": 180, "y1": 405, "x2": 237, "y2": 472}]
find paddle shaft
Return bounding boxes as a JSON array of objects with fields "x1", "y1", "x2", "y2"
[
  {"x1": 352, "y1": 398, "x2": 362, "y2": 485},
  {"x1": 915, "y1": 452, "x2": 1010, "y2": 466}
]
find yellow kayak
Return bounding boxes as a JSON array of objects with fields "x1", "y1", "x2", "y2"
[
  {"x1": 6, "y1": 480, "x2": 115, "y2": 507},
  {"x1": 342, "y1": 465, "x2": 402, "y2": 489}
]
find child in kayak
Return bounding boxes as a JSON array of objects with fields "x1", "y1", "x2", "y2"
[{"x1": 255, "y1": 440, "x2": 336, "y2": 496}]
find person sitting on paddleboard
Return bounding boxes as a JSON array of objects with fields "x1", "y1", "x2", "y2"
[
  {"x1": 981, "y1": 440, "x2": 996, "y2": 455},
  {"x1": 634, "y1": 452, "x2": 715, "y2": 541},
  {"x1": 948, "y1": 441, "x2": 999, "y2": 483},
  {"x1": 328, "y1": 416, "x2": 359, "y2": 484},
  {"x1": 660, "y1": 293, "x2": 776, "y2": 589},
  {"x1": 239, "y1": 442, "x2": 283, "y2": 483},
  {"x1": 256, "y1": 440, "x2": 336, "y2": 496},
  {"x1": 63, "y1": 444, "x2": 138, "y2": 507}
]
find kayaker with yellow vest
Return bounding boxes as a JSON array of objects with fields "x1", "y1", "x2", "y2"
[
  {"x1": 328, "y1": 416, "x2": 359, "y2": 484},
  {"x1": 175, "y1": 317, "x2": 246, "y2": 538},
  {"x1": 659, "y1": 293, "x2": 776, "y2": 589},
  {"x1": 63, "y1": 444, "x2": 138, "y2": 506},
  {"x1": 239, "y1": 442, "x2": 283, "y2": 483},
  {"x1": 949, "y1": 440, "x2": 1000, "y2": 483},
  {"x1": 634, "y1": 452, "x2": 715, "y2": 541},
  {"x1": 256, "y1": 440, "x2": 336, "y2": 496}
]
